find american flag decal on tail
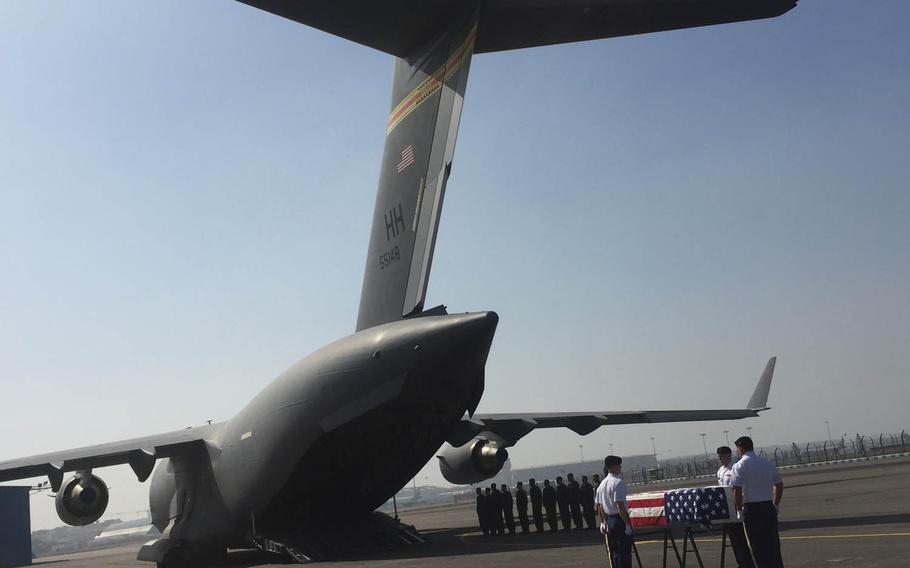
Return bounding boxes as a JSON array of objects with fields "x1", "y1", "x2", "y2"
[{"x1": 397, "y1": 145, "x2": 415, "y2": 173}]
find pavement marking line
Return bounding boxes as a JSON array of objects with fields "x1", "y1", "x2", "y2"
[
  {"x1": 778, "y1": 532, "x2": 910, "y2": 541},
  {"x1": 656, "y1": 532, "x2": 910, "y2": 545},
  {"x1": 456, "y1": 532, "x2": 910, "y2": 547}
]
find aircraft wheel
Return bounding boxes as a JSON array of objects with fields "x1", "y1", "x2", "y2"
[{"x1": 156, "y1": 548, "x2": 190, "y2": 568}]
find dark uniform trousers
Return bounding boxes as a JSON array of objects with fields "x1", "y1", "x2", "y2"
[
  {"x1": 532, "y1": 504, "x2": 545, "y2": 532},
  {"x1": 727, "y1": 522, "x2": 756, "y2": 568},
  {"x1": 606, "y1": 514, "x2": 633, "y2": 568},
  {"x1": 743, "y1": 501, "x2": 783, "y2": 568},
  {"x1": 503, "y1": 504, "x2": 515, "y2": 535},
  {"x1": 515, "y1": 489, "x2": 530, "y2": 533},
  {"x1": 476, "y1": 498, "x2": 488, "y2": 536}
]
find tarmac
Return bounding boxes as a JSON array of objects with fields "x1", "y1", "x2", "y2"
[{"x1": 36, "y1": 457, "x2": 910, "y2": 567}]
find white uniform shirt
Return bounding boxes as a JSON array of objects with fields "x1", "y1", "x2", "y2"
[
  {"x1": 730, "y1": 451, "x2": 782, "y2": 503},
  {"x1": 717, "y1": 464, "x2": 734, "y2": 487},
  {"x1": 596, "y1": 473, "x2": 629, "y2": 515}
]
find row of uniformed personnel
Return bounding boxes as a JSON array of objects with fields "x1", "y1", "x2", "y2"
[{"x1": 475, "y1": 473, "x2": 602, "y2": 536}]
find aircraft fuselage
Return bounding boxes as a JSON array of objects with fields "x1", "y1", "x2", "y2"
[{"x1": 147, "y1": 312, "x2": 497, "y2": 550}]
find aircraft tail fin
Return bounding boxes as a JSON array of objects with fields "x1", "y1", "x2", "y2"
[
  {"x1": 747, "y1": 357, "x2": 776, "y2": 410},
  {"x1": 355, "y1": 12, "x2": 478, "y2": 331}
]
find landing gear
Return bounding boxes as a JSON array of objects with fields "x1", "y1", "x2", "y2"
[
  {"x1": 156, "y1": 547, "x2": 226, "y2": 568},
  {"x1": 155, "y1": 547, "x2": 190, "y2": 568},
  {"x1": 140, "y1": 538, "x2": 225, "y2": 568}
]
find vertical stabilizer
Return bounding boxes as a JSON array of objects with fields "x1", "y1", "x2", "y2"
[
  {"x1": 356, "y1": 12, "x2": 478, "y2": 332},
  {"x1": 747, "y1": 357, "x2": 777, "y2": 410}
]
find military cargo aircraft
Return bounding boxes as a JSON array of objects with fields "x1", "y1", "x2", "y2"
[{"x1": 0, "y1": 1, "x2": 796, "y2": 566}]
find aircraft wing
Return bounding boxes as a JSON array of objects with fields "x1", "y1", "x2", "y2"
[
  {"x1": 237, "y1": 0, "x2": 798, "y2": 57},
  {"x1": 446, "y1": 357, "x2": 776, "y2": 447},
  {"x1": 0, "y1": 422, "x2": 221, "y2": 491}
]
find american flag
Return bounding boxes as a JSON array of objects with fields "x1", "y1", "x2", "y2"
[
  {"x1": 628, "y1": 486, "x2": 735, "y2": 528},
  {"x1": 397, "y1": 144, "x2": 415, "y2": 173},
  {"x1": 628, "y1": 491, "x2": 668, "y2": 528}
]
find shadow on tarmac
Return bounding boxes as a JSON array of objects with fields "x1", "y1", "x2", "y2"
[
  {"x1": 780, "y1": 513, "x2": 910, "y2": 531},
  {"x1": 214, "y1": 513, "x2": 910, "y2": 566},
  {"x1": 215, "y1": 527, "x2": 606, "y2": 566}
]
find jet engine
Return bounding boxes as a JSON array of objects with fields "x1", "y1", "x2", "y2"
[
  {"x1": 55, "y1": 473, "x2": 110, "y2": 526},
  {"x1": 437, "y1": 438, "x2": 508, "y2": 485}
]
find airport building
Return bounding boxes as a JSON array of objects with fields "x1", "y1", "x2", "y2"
[
  {"x1": 0, "y1": 486, "x2": 32, "y2": 568},
  {"x1": 507, "y1": 454, "x2": 658, "y2": 484},
  {"x1": 482, "y1": 454, "x2": 658, "y2": 487}
]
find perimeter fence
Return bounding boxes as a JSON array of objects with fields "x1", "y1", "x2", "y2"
[{"x1": 627, "y1": 430, "x2": 909, "y2": 484}]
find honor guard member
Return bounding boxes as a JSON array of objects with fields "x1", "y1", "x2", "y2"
[
  {"x1": 731, "y1": 436, "x2": 784, "y2": 568},
  {"x1": 567, "y1": 473, "x2": 583, "y2": 529},
  {"x1": 542, "y1": 479, "x2": 559, "y2": 532},
  {"x1": 717, "y1": 446, "x2": 755, "y2": 568},
  {"x1": 597, "y1": 455, "x2": 633, "y2": 568},
  {"x1": 581, "y1": 475, "x2": 596, "y2": 529},
  {"x1": 476, "y1": 487, "x2": 489, "y2": 536},
  {"x1": 529, "y1": 478, "x2": 545, "y2": 532},
  {"x1": 489, "y1": 483, "x2": 505, "y2": 536},
  {"x1": 515, "y1": 481, "x2": 531, "y2": 533},
  {"x1": 555, "y1": 476, "x2": 571, "y2": 530},
  {"x1": 501, "y1": 484, "x2": 516, "y2": 535}
]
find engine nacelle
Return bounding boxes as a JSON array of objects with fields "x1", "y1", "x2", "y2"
[
  {"x1": 437, "y1": 438, "x2": 508, "y2": 485},
  {"x1": 55, "y1": 473, "x2": 110, "y2": 526}
]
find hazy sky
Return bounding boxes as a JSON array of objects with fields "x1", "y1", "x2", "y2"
[{"x1": 1, "y1": 1, "x2": 908, "y2": 530}]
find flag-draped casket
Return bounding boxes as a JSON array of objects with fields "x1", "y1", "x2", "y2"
[{"x1": 628, "y1": 486, "x2": 736, "y2": 528}]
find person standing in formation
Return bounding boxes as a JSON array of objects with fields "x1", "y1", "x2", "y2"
[
  {"x1": 731, "y1": 437, "x2": 785, "y2": 568},
  {"x1": 483, "y1": 487, "x2": 495, "y2": 535},
  {"x1": 717, "y1": 446, "x2": 755, "y2": 568},
  {"x1": 581, "y1": 475, "x2": 596, "y2": 529},
  {"x1": 500, "y1": 483, "x2": 516, "y2": 535},
  {"x1": 529, "y1": 478, "x2": 545, "y2": 532},
  {"x1": 567, "y1": 473, "x2": 583, "y2": 529},
  {"x1": 542, "y1": 479, "x2": 559, "y2": 532},
  {"x1": 555, "y1": 476, "x2": 571, "y2": 531},
  {"x1": 515, "y1": 481, "x2": 530, "y2": 533},
  {"x1": 476, "y1": 487, "x2": 489, "y2": 536},
  {"x1": 489, "y1": 483, "x2": 504, "y2": 536}
]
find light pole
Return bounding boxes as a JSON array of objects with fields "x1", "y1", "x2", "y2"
[
  {"x1": 826, "y1": 420, "x2": 832, "y2": 442},
  {"x1": 579, "y1": 444, "x2": 584, "y2": 463},
  {"x1": 650, "y1": 436, "x2": 658, "y2": 468},
  {"x1": 723, "y1": 430, "x2": 730, "y2": 446},
  {"x1": 746, "y1": 426, "x2": 753, "y2": 439},
  {"x1": 700, "y1": 433, "x2": 708, "y2": 460}
]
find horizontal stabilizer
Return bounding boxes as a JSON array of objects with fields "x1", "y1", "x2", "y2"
[{"x1": 237, "y1": 0, "x2": 798, "y2": 57}]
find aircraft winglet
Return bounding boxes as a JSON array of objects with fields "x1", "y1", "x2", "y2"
[{"x1": 746, "y1": 357, "x2": 777, "y2": 411}]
